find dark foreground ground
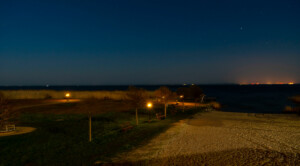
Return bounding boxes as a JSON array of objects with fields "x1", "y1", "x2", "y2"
[
  {"x1": 1, "y1": 100, "x2": 299, "y2": 166},
  {"x1": 0, "y1": 99, "x2": 205, "y2": 166}
]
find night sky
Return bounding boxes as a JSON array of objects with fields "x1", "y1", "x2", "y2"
[{"x1": 1, "y1": 0, "x2": 300, "y2": 85}]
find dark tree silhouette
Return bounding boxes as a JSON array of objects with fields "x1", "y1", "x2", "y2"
[
  {"x1": 290, "y1": 96, "x2": 300, "y2": 115},
  {"x1": 126, "y1": 86, "x2": 147, "y2": 125},
  {"x1": 189, "y1": 85, "x2": 204, "y2": 107},
  {"x1": 177, "y1": 85, "x2": 204, "y2": 107},
  {"x1": 0, "y1": 92, "x2": 17, "y2": 130},
  {"x1": 177, "y1": 87, "x2": 190, "y2": 112},
  {"x1": 155, "y1": 86, "x2": 174, "y2": 118},
  {"x1": 177, "y1": 87, "x2": 190, "y2": 98}
]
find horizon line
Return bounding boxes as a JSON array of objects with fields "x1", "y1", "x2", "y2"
[{"x1": 0, "y1": 83, "x2": 299, "y2": 87}]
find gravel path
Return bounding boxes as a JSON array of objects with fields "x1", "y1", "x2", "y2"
[
  {"x1": 109, "y1": 111, "x2": 300, "y2": 165},
  {"x1": 0, "y1": 127, "x2": 36, "y2": 137}
]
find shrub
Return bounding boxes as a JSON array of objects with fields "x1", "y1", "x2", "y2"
[
  {"x1": 210, "y1": 102, "x2": 221, "y2": 109},
  {"x1": 155, "y1": 86, "x2": 175, "y2": 117},
  {"x1": 44, "y1": 93, "x2": 53, "y2": 99},
  {"x1": 177, "y1": 85, "x2": 204, "y2": 101},
  {"x1": 126, "y1": 86, "x2": 147, "y2": 125},
  {"x1": 0, "y1": 92, "x2": 18, "y2": 129}
]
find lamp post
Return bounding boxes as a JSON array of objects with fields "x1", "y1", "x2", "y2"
[
  {"x1": 162, "y1": 96, "x2": 167, "y2": 118},
  {"x1": 65, "y1": 93, "x2": 70, "y2": 102},
  {"x1": 180, "y1": 95, "x2": 184, "y2": 112},
  {"x1": 147, "y1": 102, "x2": 152, "y2": 122}
]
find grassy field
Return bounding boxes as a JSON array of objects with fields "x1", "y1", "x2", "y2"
[
  {"x1": 0, "y1": 90, "x2": 155, "y2": 100},
  {"x1": 0, "y1": 100, "x2": 205, "y2": 166}
]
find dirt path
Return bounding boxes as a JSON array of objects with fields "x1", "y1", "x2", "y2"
[
  {"x1": 0, "y1": 127, "x2": 36, "y2": 137},
  {"x1": 14, "y1": 99, "x2": 80, "y2": 110},
  {"x1": 111, "y1": 111, "x2": 300, "y2": 165}
]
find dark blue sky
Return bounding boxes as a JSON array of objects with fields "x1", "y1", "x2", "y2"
[{"x1": 1, "y1": 0, "x2": 300, "y2": 85}]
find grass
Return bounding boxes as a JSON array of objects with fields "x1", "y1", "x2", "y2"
[
  {"x1": 0, "y1": 100, "x2": 205, "y2": 166},
  {"x1": 0, "y1": 90, "x2": 155, "y2": 100}
]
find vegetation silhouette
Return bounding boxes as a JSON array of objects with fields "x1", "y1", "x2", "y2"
[
  {"x1": 0, "y1": 92, "x2": 18, "y2": 130},
  {"x1": 177, "y1": 85, "x2": 204, "y2": 107},
  {"x1": 126, "y1": 86, "x2": 147, "y2": 125},
  {"x1": 154, "y1": 86, "x2": 174, "y2": 118}
]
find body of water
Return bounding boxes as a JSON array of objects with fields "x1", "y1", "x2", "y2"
[{"x1": 1, "y1": 84, "x2": 299, "y2": 114}]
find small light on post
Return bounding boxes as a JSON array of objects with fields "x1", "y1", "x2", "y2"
[
  {"x1": 180, "y1": 95, "x2": 184, "y2": 112},
  {"x1": 65, "y1": 93, "x2": 70, "y2": 101},
  {"x1": 147, "y1": 102, "x2": 152, "y2": 108},
  {"x1": 147, "y1": 102, "x2": 153, "y2": 122}
]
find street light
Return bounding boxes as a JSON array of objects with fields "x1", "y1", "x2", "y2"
[
  {"x1": 147, "y1": 102, "x2": 152, "y2": 108},
  {"x1": 65, "y1": 93, "x2": 70, "y2": 101},
  {"x1": 180, "y1": 95, "x2": 184, "y2": 112},
  {"x1": 65, "y1": 93, "x2": 70, "y2": 97},
  {"x1": 147, "y1": 102, "x2": 152, "y2": 122}
]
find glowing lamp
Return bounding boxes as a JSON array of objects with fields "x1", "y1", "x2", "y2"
[
  {"x1": 180, "y1": 95, "x2": 184, "y2": 98},
  {"x1": 147, "y1": 102, "x2": 152, "y2": 108},
  {"x1": 65, "y1": 93, "x2": 70, "y2": 98}
]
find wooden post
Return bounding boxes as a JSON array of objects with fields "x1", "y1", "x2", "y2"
[
  {"x1": 89, "y1": 114, "x2": 92, "y2": 142},
  {"x1": 201, "y1": 95, "x2": 205, "y2": 103},
  {"x1": 135, "y1": 108, "x2": 139, "y2": 125}
]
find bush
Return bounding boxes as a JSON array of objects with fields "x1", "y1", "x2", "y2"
[
  {"x1": 0, "y1": 92, "x2": 18, "y2": 129},
  {"x1": 210, "y1": 102, "x2": 221, "y2": 109},
  {"x1": 44, "y1": 94, "x2": 53, "y2": 99},
  {"x1": 177, "y1": 85, "x2": 204, "y2": 101}
]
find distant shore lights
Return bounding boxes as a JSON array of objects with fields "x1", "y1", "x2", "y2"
[{"x1": 241, "y1": 82, "x2": 295, "y2": 85}]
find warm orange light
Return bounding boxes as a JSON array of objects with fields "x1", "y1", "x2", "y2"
[
  {"x1": 288, "y1": 82, "x2": 294, "y2": 85},
  {"x1": 180, "y1": 95, "x2": 184, "y2": 98},
  {"x1": 65, "y1": 93, "x2": 70, "y2": 98},
  {"x1": 147, "y1": 102, "x2": 152, "y2": 108}
]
